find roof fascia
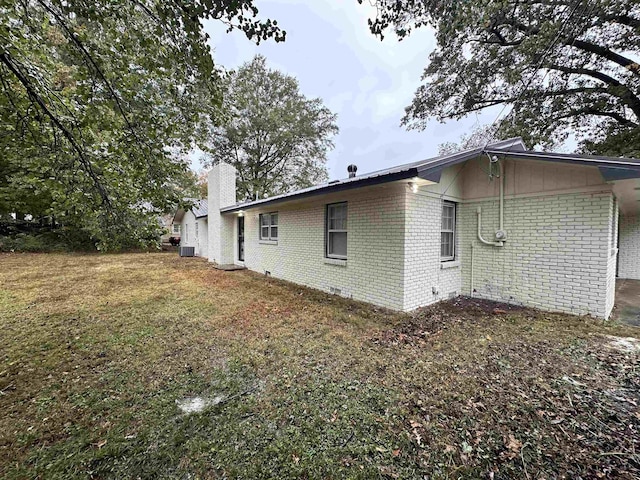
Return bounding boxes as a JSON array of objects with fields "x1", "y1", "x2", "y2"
[
  {"x1": 221, "y1": 169, "x2": 419, "y2": 213},
  {"x1": 485, "y1": 149, "x2": 640, "y2": 181}
]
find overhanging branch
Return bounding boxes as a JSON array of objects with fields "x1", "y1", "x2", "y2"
[{"x1": 1, "y1": 51, "x2": 112, "y2": 209}]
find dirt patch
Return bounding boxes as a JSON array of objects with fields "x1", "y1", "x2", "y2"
[
  {"x1": 373, "y1": 296, "x2": 530, "y2": 346},
  {"x1": 604, "y1": 335, "x2": 640, "y2": 353}
]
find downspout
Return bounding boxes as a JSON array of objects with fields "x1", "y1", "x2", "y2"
[{"x1": 470, "y1": 243, "x2": 474, "y2": 296}]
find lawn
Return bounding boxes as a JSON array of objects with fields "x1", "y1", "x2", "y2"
[{"x1": 1, "y1": 253, "x2": 639, "y2": 479}]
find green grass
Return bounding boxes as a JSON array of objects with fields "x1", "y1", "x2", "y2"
[{"x1": 1, "y1": 253, "x2": 639, "y2": 479}]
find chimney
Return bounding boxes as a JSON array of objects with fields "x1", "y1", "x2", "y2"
[
  {"x1": 347, "y1": 164, "x2": 358, "y2": 178},
  {"x1": 208, "y1": 162, "x2": 237, "y2": 264}
]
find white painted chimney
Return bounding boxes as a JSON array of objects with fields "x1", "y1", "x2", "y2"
[{"x1": 208, "y1": 162, "x2": 237, "y2": 264}]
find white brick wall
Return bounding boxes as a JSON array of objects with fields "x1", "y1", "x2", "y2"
[
  {"x1": 619, "y1": 214, "x2": 640, "y2": 280},
  {"x1": 605, "y1": 197, "x2": 619, "y2": 318},
  {"x1": 403, "y1": 191, "x2": 462, "y2": 310},
  {"x1": 206, "y1": 160, "x2": 620, "y2": 319},
  {"x1": 239, "y1": 185, "x2": 407, "y2": 310},
  {"x1": 459, "y1": 191, "x2": 614, "y2": 318},
  {"x1": 180, "y1": 211, "x2": 195, "y2": 249},
  {"x1": 179, "y1": 211, "x2": 209, "y2": 257}
]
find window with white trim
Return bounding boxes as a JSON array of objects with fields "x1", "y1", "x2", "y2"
[
  {"x1": 259, "y1": 212, "x2": 278, "y2": 241},
  {"x1": 172, "y1": 224, "x2": 181, "y2": 234},
  {"x1": 441, "y1": 201, "x2": 456, "y2": 261},
  {"x1": 326, "y1": 202, "x2": 347, "y2": 259}
]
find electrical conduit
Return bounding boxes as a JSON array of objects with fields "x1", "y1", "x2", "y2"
[{"x1": 476, "y1": 159, "x2": 505, "y2": 247}]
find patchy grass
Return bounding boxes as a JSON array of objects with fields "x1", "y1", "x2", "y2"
[{"x1": 1, "y1": 253, "x2": 639, "y2": 479}]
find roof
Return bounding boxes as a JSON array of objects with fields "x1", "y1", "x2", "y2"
[
  {"x1": 221, "y1": 137, "x2": 640, "y2": 213},
  {"x1": 173, "y1": 199, "x2": 208, "y2": 223},
  {"x1": 191, "y1": 199, "x2": 208, "y2": 219}
]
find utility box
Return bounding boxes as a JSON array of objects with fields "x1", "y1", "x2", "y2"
[{"x1": 179, "y1": 246, "x2": 195, "y2": 257}]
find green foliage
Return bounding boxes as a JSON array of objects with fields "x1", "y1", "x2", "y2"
[
  {"x1": 438, "y1": 124, "x2": 501, "y2": 155},
  {"x1": 581, "y1": 125, "x2": 640, "y2": 157},
  {"x1": 0, "y1": 1, "x2": 284, "y2": 250},
  {"x1": 364, "y1": 0, "x2": 640, "y2": 155},
  {"x1": 204, "y1": 55, "x2": 339, "y2": 201},
  {"x1": 0, "y1": 222, "x2": 162, "y2": 252}
]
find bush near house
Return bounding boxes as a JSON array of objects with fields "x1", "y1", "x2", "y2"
[
  {"x1": 0, "y1": 253, "x2": 638, "y2": 479},
  {"x1": 0, "y1": 220, "x2": 95, "y2": 252},
  {"x1": 0, "y1": 217, "x2": 162, "y2": 252}
]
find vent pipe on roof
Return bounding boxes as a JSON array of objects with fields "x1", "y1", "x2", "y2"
[{"x1": 347, "y1": 164, "x2": 358, "y2": 178}]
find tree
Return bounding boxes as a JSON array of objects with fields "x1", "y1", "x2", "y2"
[
  {"x1": 438, "y1": 124, "x2": 500, "y2": 155},
  {"x1": 0, "y1": 1, "x2": 284, "y2": 249},
  {"x1": 197, "y1": 170, "x2": 209, "y2": 199},
  {"x1": 363, "y1": 0, "x2": 640, "y2": 156},
  {"x1": 205, "y1": 55, "x2": 338, "y2": 201}
]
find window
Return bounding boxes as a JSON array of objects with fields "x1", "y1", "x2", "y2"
[
  {"x1": 326, "y1": 202, "x2": 347, "y2": 259},
  {"x1": 259, "y1": 212, "x2": 278, "y2": 241},
  {"x1": 172, "y1": 224, "x2": 180, "y2": 234},
  {"x1": 195, "y1": 222, "x2": 198, "y2": 239},
  {"x1": 441, "y1": 201, "x2": 456, "y2": 261}
]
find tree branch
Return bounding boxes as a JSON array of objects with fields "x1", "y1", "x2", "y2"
[
  {"x1": 36, "y1": 0, "x2": 149, "y2": 148},
  {"x1": 1, "y1": 52, "x2": 111, "y2": 209},
  {"x1": 569, "y1": 39, "x2": 640, "y2": 76},
  {"x1": 547, "y1": 64, "x2": 640, "y2": 118},
  {"x1": 555, "y1": 107, "x2": 638, "y2": 127}
]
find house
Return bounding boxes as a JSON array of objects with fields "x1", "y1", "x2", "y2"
[
  {"x1": 201, "y1": 138, "x2": 640, "y2": 319},
  {"x1": 173, "y1": 200, "x2": 208, "y2": 256},
  {"x1": 159, "y1": 213, "x2": 181, "y2": 246}
]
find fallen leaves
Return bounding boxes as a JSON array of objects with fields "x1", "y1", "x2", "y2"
[
  {"x1": 501, "y1": 434, "x2": 523, "y2": 460},
  {"x1": 3, "y1": 254, "x2": 640, "y2": 479},
  {"x1": 409, "y1": 419, "x2": 423, "y2": 447}
]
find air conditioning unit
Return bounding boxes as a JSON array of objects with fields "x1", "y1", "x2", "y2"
[{"x1": 179, "y1": 246, "x2": 195, "y2": 257}]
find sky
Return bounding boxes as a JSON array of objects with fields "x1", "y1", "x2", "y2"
[{"x1": 201, "y1": 0, "x2": 501, "y2": 180}]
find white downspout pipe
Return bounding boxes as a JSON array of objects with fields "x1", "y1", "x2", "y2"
[{"x1": 470, "y1": 243, "x2": 474, "y2": 296}]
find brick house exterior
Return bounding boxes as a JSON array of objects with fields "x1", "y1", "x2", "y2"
[
  {"x1": 174, "y1": 200, "x2": 209, "y2": 257},
  {"x1": 619, "y1": 214, "x2": 640, "y2": 281},
  {"x1": 203, "y1": 139, "x2": 640, "y2": 319}
]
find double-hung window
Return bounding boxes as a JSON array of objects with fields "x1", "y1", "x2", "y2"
[
  {"x1": 441, "y1": 201, "x2": 456, "y2": 261},
  {"x1": 172, "y1": 224, "x2": 181, "y2": 234},
  {"x1": 259, "y1": 213, "x2": 278, "y2": 241},
  {"x1": 326, "y1": 202, "x2": 347, "y2": 259}
]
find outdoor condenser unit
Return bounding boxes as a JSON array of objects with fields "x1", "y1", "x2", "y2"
[{"x1": 179, "y1": 246, "x2": 195, "y2": 257}]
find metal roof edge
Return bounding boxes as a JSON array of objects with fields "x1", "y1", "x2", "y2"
[
  {"x1": 486, "y1": 149, "x2": 640, "y2": 169},
  {"x1": 220, "y1": 168, "x2": 419, "y2": 213},
  {"x1": 219, "y1": 138, "x2": 640, "y2": 213}
]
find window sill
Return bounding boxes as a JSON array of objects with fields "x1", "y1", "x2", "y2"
[
  {"x1": 259, "y1": 240, "x2": 278, "y2": 245},
  {"x1": 324, "y1": 258, "x2": 347, "y2": 267},
  {"x1": 441, "y1": 260, "x2": 460, "y2": 270}
]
